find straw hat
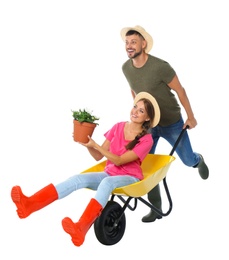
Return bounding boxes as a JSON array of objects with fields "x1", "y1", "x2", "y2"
[
  {"x1": 120, "y1": 25, "x2": 153, "y2": 53},
  {"x1": 134, "y1": 92, "x2": 160, "y2": 127}
]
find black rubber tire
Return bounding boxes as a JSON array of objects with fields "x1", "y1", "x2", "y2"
[{"x1": 94, "y1": 200, "x2": 126, "y2": 245}]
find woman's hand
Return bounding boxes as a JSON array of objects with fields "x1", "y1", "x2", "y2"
[
  {"x1": 78, "y1": 136, "x2": 96, "y2": 148},
  {"x1": 78, "y1": 136, "x2": 104, "y2": 161}
]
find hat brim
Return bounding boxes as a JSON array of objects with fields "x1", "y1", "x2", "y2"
[
  {"x1": 134, "y1": 92, "x2": 160, "y2": 127},
  {"x1": 120, "y1": 26, "x2": 153, "y2": 53}
]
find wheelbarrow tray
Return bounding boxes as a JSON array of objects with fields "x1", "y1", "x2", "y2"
[{"x1": 81, "y1": 154, "x2": 175, "y2": 197}]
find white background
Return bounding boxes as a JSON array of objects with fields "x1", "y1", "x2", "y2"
[{"x1": 1, "y1": 0, "x2": 228, "y2": 259}]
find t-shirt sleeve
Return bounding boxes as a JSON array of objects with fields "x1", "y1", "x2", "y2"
[
  {"x1": 159, "y1": 61, "x2": 176, "y2": 84},
  {"x1": 104, "y1": 122, "x2": 120, "y2": 141},
  {"x1": 132, "y1": 134, "x2": 153, "y2": 161}
]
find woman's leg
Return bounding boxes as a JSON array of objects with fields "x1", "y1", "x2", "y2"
[
  {"x1": 11, "y1": 184, "x2": 58, "y2": 219},
  {"x1": 11, "y1": 172, "x2": 108, "y2": 219},
  {"x1": 94, "y1": 175, "x2": 139, "y2": 207},
  {"x1": 62, "y1": 175, "x2": 139, "y2": 246},
  {"x1": 55, "y1": 172, "x2": 108, "y2": 199}
]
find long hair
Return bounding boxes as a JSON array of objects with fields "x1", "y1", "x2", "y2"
[{"x1": 125, "y1": 98, "x2": 155, "y2": 150}]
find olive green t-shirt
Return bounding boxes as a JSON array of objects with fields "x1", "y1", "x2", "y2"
[{"x1": 122, "y1": 54, "x2": 181, "y2": 126}]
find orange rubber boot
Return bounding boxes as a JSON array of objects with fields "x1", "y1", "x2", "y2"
[
  {"x1": 11, "y1": 184, "x2": 58, "y2": 219},
  {"x1": 62, "y1": 198, "x2": 102, "y2": 247}
]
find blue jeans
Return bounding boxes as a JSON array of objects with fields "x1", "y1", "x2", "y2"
[
  {"x1": 55, "y1": 172, "x2": 139, "y2": 207},
  {"x1": 150, "y1": 118, "x2": 200, "y2": 167}
]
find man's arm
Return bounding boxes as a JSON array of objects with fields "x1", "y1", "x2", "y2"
[{"x1": 168, "y1": 74, "x2": 197, "y2": 129}]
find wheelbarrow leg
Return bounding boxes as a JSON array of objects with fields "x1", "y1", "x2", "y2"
[{"x1": 141, "y1": 184, "x2": 162, "y2": 223}]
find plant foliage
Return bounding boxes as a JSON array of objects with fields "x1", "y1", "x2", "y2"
[{"x1": 72, "y1": 109, "x2": 99, "y2": 125}]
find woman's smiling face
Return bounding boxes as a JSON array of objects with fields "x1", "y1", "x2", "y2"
[{"x1": 130, "y1": 100, "x2": 150, "y2": 125}]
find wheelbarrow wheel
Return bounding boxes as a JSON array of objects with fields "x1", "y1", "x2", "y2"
[{"x1": 94, "y1": 200, "x2": 126, "y2": 245}]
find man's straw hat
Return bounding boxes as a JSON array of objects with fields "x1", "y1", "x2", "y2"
[{"x1": 120, "y1": 25, "x2": 153, "y2": 53}]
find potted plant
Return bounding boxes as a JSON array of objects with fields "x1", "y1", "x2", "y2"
[{"x1": 72, "y1": 109, "x2": 99, "y2": 143}]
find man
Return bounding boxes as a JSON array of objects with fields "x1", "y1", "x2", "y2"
[{"x1": 120, "y1": 25, "x2": 209, "y2": 223}]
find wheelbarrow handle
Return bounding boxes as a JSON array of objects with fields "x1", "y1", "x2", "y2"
[{"x1": 169, "y1": 125, "x2": 189, "y2": 156}]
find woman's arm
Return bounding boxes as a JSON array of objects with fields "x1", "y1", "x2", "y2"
[
  {"x1": 85, "y1": 139, "x2": 110, "y2": 161},
  {"x1": 80, "y1": 136, "x2": 138, "y2": 165}
]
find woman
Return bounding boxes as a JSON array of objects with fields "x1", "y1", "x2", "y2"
[{"x1": 11, "y1": 92, "x2": 160, "y2": 247}]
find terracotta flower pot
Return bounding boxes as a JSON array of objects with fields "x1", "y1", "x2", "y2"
[{"x1": 73, "y1": 120, "x2": 97, "y2": 143}]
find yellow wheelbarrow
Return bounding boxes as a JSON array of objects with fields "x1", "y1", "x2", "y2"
[{"x1": 81, "y1": 127, "x2": 188, "y2": 245}]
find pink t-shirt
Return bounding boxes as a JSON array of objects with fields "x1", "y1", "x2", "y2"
[{"x1": 104, "y1": 122, "x2": 153, "y2": 180}]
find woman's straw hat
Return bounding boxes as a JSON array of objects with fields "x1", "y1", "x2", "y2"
[{"x1": 134, "y1": 92, "x2": 160, "y2": 127}]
